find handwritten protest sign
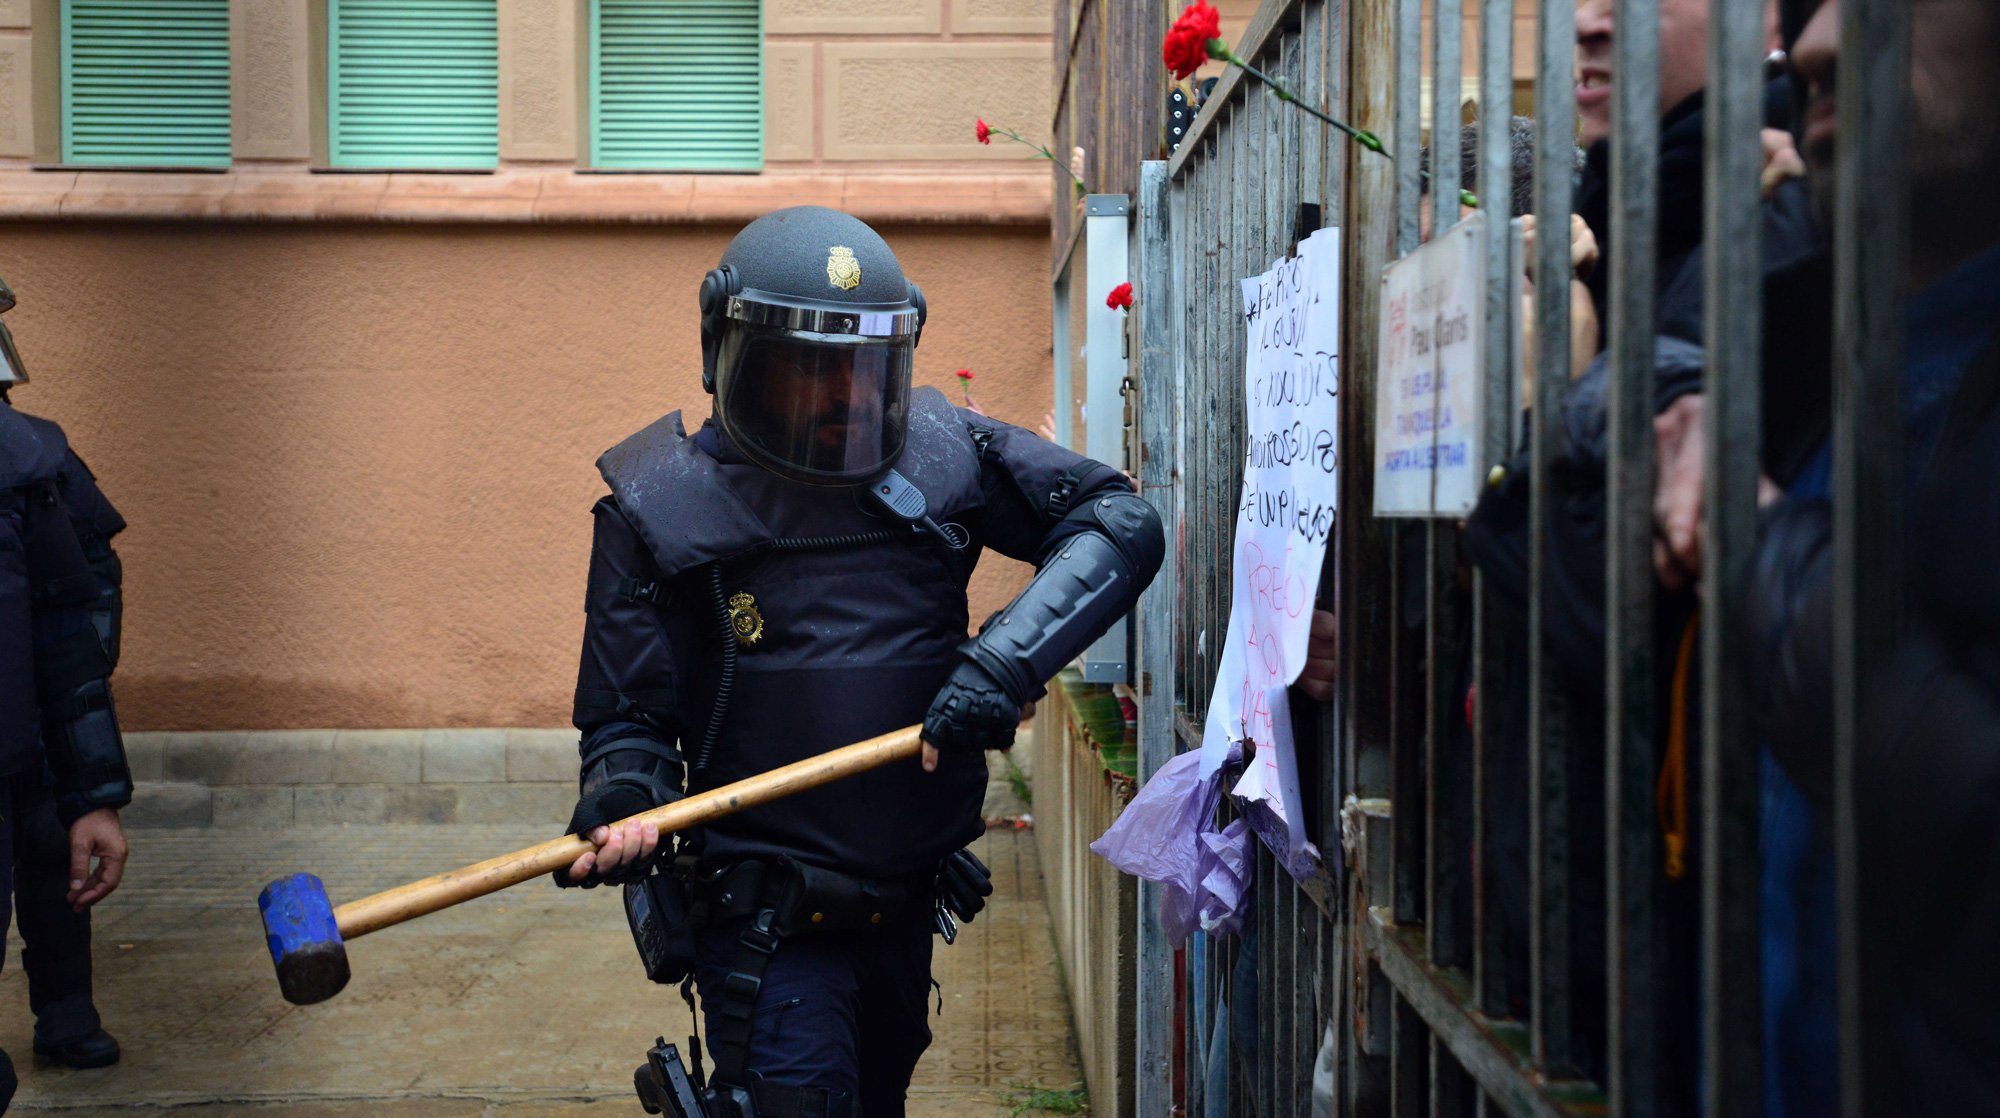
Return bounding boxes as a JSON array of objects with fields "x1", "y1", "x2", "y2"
[
  {"x1": 1374, "y1": 213, "x2": 1487, "y2": 517},
  {"x1": 1197, "y1": 226, "x2": 1340, "y2": 881}
]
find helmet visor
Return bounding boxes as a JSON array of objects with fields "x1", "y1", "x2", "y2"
[
  {"x1": 715, "y1": 326, "x2": 912, "y2": 484},
  {"x1": 0, "y1": 321, "x2": 26, "y2": 385}
]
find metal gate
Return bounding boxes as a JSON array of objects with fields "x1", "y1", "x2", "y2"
[{"x1": 1117, "y1": 0, "x2": 1912, "y2": 1112}]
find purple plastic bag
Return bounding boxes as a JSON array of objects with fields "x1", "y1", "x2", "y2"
[
  {"x1": 1091, "y1": 741, "x2": 1248, "y2": 946},
  {"x1": 1195, "y1": 818, "x2": 1253, "y2": 936}
]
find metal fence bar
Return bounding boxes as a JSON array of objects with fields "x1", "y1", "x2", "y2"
[
  {"x1": 1830, "y1": 0, "x2": 1909, "y2": 1113},
  {"x1": 1603, "y1": 0, "x2": 1661, "y2": 1111},
  {"x1": 1425, "y1": 0, "x2": 1471, "y2": 977},
  {"x1": 1471, "y1": 0, "x2": 1515, "y2": 1024},
  {"x1": 1259, "y1": 845, "x2": 1279, "y2": 1111},
  {"x1": 1133, "y1": 156, "x2": 1179, "y2": 1118},
  {"x1": 1388, "y1": 0, "x2": 1427, "y2": 936},
  {"x1": 1698, "y1": 0, "x2": 1766, "y2": 1109},
  {"x1": 1346, "y1": 0, "x2": 1403, "y2": 1105},
  {"x1": 1395, "y1": 992, "x2": 1432, "y2": 1117},
  {"x1": 1529, "y1": 0, "x2": 1577, "y2": 1075},
  {"x1": 1345, "y1": 0, "x2": 1400, "y2": 824}
]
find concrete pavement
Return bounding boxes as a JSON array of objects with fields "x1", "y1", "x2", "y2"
[{"x1": 0, "y1": 824, "x2": 1081, "y2": 1116}]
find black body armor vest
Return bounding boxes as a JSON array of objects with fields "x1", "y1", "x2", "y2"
[{"x1": 599, "y1": 389, "x2": 991, "y2": 878}]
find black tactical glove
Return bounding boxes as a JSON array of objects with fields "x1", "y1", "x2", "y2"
[
  {"x1": 932, "y1": 847, "x2": 994, "y2": 945},
  {"x1": 552, "y1": 780, "x2": 679, "y2": 889},
  {"x1": 923, "y1": 660, "x2": 1024, "y2": 753},
  {"x1": 936, "y1": 848, "x2": 993, "y2": 922}
]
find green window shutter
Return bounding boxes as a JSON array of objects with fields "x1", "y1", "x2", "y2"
[
  {"x1": 61, "y1": 0, "x2": 231, "y2": 169},
  {"x1": 591, "y1": 0, "x2": 764, "y2": 171},
  {"x1": 329, "y1": 0, "x2": 498, "y2": 170}
]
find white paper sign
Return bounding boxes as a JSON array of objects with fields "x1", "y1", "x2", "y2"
[
  {"x1": 1198, "y1": 227, "x2": 1340, "y2": 880},
  {"x1": 1373, "y1": 213, "x2": 1487, "y2": 517}
]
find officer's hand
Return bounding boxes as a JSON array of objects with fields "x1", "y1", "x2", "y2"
[
  {"x1": 922, "y1": 660, "x2": 1023, "y2": 772},
  {"x1": 554, "y1": 782, "x2": 673, "y2": 889},
  {"x1": 66, "y1": 807, "x2": 127, "y2": 911},
  {"x1": 566, "y1": 820, "x2": 660, "y2": 887}
]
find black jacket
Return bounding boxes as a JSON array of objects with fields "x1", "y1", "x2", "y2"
[
  {"x1": 1575, "y1": 81, "x2": 1833, "y2": 483},
  {"x1": 0, "y1": 401, "x2": 62, "y2": 769},
  {"x1": 0, "y1": 402, "x2": 133, "y2": 823},
  {"x1": 1752, "y1": 328, "x2": 2000, "y2": 1113}
]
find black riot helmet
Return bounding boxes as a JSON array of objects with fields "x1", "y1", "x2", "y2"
[
  {"x1": 699, "y1": 206, "x2": 927, "y2": 486},
  {"x1": 0, "y1": 275, "x2": 24, "y2": 388}
]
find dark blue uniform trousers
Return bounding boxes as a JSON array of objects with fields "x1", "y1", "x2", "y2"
[
  {"x1": 9, "y1": 773, "x2": 97, "y2": 1042},
  {"x1": 693, "y1": 906, "x2": 935, "y2": 1118},
  {"x1": 0, "y1": 775, "x2": 21, "y2": 1112}
]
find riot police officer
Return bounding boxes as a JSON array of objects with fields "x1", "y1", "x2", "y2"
[
  {"x1": 0, "y1": 276, "x2": 133, "y2": 1086},
  {"x1": 556, "y1": 207, "x2": 1163, "y2": 1118}
]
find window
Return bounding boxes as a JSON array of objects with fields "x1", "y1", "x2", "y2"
[
  {"x1": 328, "y1": 0, "x2": 498, "y2": 169},
  {"x1": 590, "y1": 0, "x2": 763, "y2": 171},
  {"x1": 61, "y1": 0, "x2": 231, "y2": 168}
]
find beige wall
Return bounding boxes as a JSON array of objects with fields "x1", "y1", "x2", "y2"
[
  {"x1": 0, "y1": 0, "x2": 1055, "y2": 173},
  {"x1": 3, "y1": 220, "x2": 1052, "y2": 731}
]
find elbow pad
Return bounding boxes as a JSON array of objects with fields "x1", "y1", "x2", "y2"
[
  {"x1": 35, "y1": 629, "x2": 132, "y2": 826},
  {"x1": 86, "y1": 550, "x2": 122, "y2": 669},
  {"x1": 962, "y1": 491, "x2": 1165, "y2": 703},
  {"x1": 579, "y1": 735, "x2": 686, "y2": 811}
]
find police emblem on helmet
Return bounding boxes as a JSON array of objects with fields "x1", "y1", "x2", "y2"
[
  {"x1": 728, "y1": 591, "x2": 765, "y2": 646},
  {"x1": 826, "y1": 246, "x2": 862, "y2": 291}
]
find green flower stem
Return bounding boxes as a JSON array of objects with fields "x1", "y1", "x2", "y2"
[
  {"x1": 1208, "y1": 40, "x2": 1481, "y2": 211},
  {"x1": 991, "y1": 126, "x2": 1086, "y2": 194}
]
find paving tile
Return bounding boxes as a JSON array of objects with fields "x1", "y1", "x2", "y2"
[
  {"x1": 454, "y1": 782, "x2": 571, "y2": 825},
  {"x1": 211, "y1": 785, "x2": 293, "y2": 828},
  {"x1": 237, "y1": 730, "x2": 338, "y2": 783},
  {"x1": 294, "y1": 784, "x2": 389, "y2": 825},
  {"x1": 504, "y1": 729, "x2": 576, "y2": 783},
  {"x1": 423, "y1": 729, "x2": 510, "y2": 783},
  {"x1": 330, "y1": 729, "x2": 423, "y2": 784},
  {"x1": 120, "y1": 782, "x2": 212, "y2": 828},
  {"x1": 0, "y1": 826, "x2": 1078, "y2": 1115},
  {"x1": 160, "y1": 731, "x2": 251, "y2": 783},
  {"x1": 123, "y1": 735, "x2": 165, "y2": 783},
  {"x1": 384, "y1": 785, "x2": 459, "y2": 824}
]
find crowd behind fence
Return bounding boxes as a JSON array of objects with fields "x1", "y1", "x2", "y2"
[{"x1": 1072, "y1": 0, "x2": 1968, "y2": 1111}]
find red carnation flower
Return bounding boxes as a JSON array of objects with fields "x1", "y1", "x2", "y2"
[
  {"x1": 975, "y1": 119, "x2": 992, "y2": 145},
  {"x1": 1163, "y1": 2, "x2": 1223, "y2": 80},
  {"x1": 955, "y1": 369, "x2": 974, "y2": 381},
  {"x1": 1106, "y1": 282, "x2": 1135, "y2": 311}
]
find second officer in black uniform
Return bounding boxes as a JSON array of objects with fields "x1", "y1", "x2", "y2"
[
  {"x1": 554, "y1": 206, "x2": 1162, "y2": 1117},
  {"x1": 0, "y1": 276, "x2": 133, "y2": 1101}
]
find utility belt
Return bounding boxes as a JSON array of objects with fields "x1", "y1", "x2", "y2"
[
  {"x1": 693, "y1": 857, "x2": 926, "y2": 936},
  {"x1": 623, "y1": 854, "x2": 928, "y2": 988}
]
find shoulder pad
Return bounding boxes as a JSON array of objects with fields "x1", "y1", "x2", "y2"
[
  {"x1": 0, "y1": 404, "x2": 65, "y2": 491},
  {"x1": 10, "y1": 414, "x2": 124, "y2": 539},
  {"x1": 896, "y1": 388, "x2": 984, "y2": 520},
  {"x1": 596, "y1": 411, "x2": 774, "y2": 579}
]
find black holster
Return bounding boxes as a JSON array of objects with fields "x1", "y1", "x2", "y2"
[{"x1": 626, "y1": 861, "x2": 700, "y2": 986}]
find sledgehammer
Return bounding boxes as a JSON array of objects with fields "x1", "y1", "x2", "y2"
[{"x1": 257, "y1": 724, "x2": 924, "y2": 1005}]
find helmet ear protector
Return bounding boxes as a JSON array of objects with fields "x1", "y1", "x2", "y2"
[
  {"x1": 907, "y1": 281, "x2": 927, "y2": 349},
  {"x1": 699, "y1": 264, "x2": 741, "y2": 394}
]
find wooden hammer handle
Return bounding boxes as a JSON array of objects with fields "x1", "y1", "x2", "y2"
[{"x1": 333, "y1": 725, "x2": 925, "y2": 939}]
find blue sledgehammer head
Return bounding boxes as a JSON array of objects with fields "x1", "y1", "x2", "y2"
[{"x1": 259, "y1": 873, "x2": 350, "y2": 1005}]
